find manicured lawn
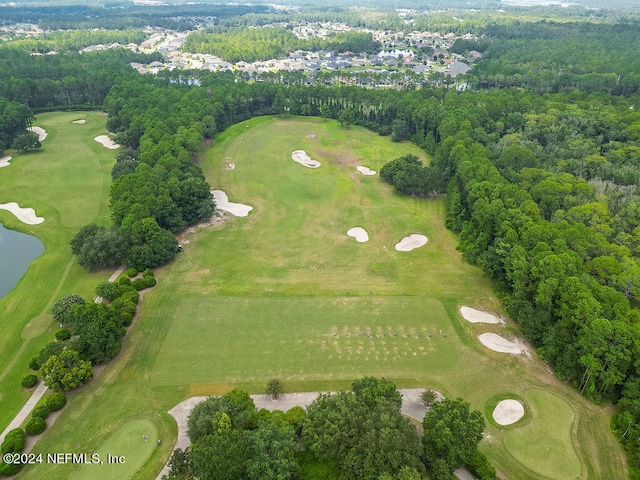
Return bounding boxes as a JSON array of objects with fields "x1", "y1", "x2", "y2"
[
  {"x1": 504, "y1": 389, "x2": 581, "y2": 480},
  {"x1": 0, "y1": 112, "x2": 116, "y2": 433},
  {"x1": 19, "y1": 116, "x2": 628, "y2": 480}
]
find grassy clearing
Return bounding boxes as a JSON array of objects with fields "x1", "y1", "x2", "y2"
[
  {"x1": 0, "y1": 112, "x2": 116, "y2": 432},
  {"x1": 19, "y1": 116, "x2": 628, "y2": 480}
]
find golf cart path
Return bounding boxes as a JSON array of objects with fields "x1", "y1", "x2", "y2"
[
  {"x1": 0, "y1": 265, "x2": 125, "y2": 447},
  {"x1": 157, "y1": 389, "x2": 471, "y2": 480}
]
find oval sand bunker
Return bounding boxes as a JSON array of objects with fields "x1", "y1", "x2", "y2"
[
  {"x1": 395, "y1": 234, "x2": 427, "y2": 252},
  {"x1": 94, "y1": 135, "x2": 120, "y2": 149},
  {"x1": 291, "y1": 150, "x2": 321, "y2": 168},
  {"x1": 347, "y1": 227, "x2": 369, "y2": 242},
  {"x1": 211, "y1": 190, "x2": 253, "y2": 217},
  {"x1": 493, "y1": 399, "x2": 525, "y2": 425},
  {"x1": 460, "y1": 306, "x2": 502, "y2": 324},
  {"x1": 479, "y1": 333, "x2": 525, "y2": 354},
  {"x1": 356, "y1": 166, "x2": 376, "y2": 176}
]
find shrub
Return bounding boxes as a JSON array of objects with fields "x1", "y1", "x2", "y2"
[
  {"x1": 143, "y1": 268, "x2": 154, "y2": 278},
  {"x1": 25, "y1": 417, "x2": 47, "y2": 436},
  {"x1": 143, "y1": 275, "x2": 157, "y2": 288},
  {"x1": 126, "y1": 267, "x2": 138, "y2": 278},
  {"x1": 0, "y1": 460, "x2": 23, "y2": 476},
  {"x1": 113, "y1": 299, "x2": 137, "y2": 318},
  {"x1": 131, "y1": 278, "x2": 147, "y2": 291},
  {"x1": 31, "y1": 405, "x2": 50, "y2": 420},
  {"x1": 29, "y1": 356, "x2": 41, "y2": 371},
  {"x1": 118, "y1": 276, "x2": 131, "y2": 286},
  {"x1": 55, "y1": 328, "x2": 72, "y2": 341},
  {"x1": 120, "y1": 312, "x2": 134, "y2": 327},
  {"x1": 21, "y1": 374, "x2": 38, "y2": 388},
  {"x1": 95, "y1": 281, "x2": 119, "y2": 302},
  {"x1": 1, "y1": 429, "x2": 25, "y2": 454},
  {"x1": 467, "y1": 449, "x2": 497, "y2": 480},
  {"x1": 45, "y1": 392, "x2": 66, "y2": 411},
  {"x1": 51, "y1": 294, "x2": 85, "y2": 326}
]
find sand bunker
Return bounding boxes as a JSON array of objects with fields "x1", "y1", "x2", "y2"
[
  {"x1": 0, "y1": 156, "x2": 11, "y2": 168},
  {"x1": 395, "y1": 234, "x2": 428, "y2": 252},
  {"x1": 493, "y1": 399, "x2": 525, "y2": 425},
  {"x1": 460, "y1": 306, "x2": 502, "y2": 324},
  {"x1": 28, "y1": 126, "x2": 47, "y2": 142},
  {"x1": 292, "y1": 150, "x2": 321, "y2": 168},
  {"x1": 94, "y1": 135, "x2": 120, "y2": 149},
  {"x1": 479, "y1": 333, "x2": 525, "y2": 354},
  {"x1": 347, "y1": 227, "x2": 369, "y2": 242},
  {"x1": 0, "y1": 202, "x2": 44, "y2": 225},
  {"x1": 356, "y1": 166, "x2": 376, "y2": 176},
  {"x1": 211, "y1": 190, "x2": 253, "y2": 217},
  {"x1": 226, "y1": 163, "x2": 235, "y2": 170},
  {"x1": 72, "y1": 119, "x2": 86, "y2": 124}
]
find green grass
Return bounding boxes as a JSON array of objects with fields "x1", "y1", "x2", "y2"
[
  {"x1": 18, "y1": 116, "x2": 628, "y2": 480},
  {"x1": 504, "y1": 389, "x2": 581, "y2": 479},
  {"x1": 70, "y1": 419, "x2": 158, "y2": 480},
  {"x1": 0, "y1": 112, "x2": 116, "y2": 433}
]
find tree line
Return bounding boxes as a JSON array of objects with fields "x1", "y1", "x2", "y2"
[
  {"x1": 164, "y1": 377, "x2": 494, "y2": 480},
  {"x1": 183, "y1": 28, "x2": 380, "y2": 63}
]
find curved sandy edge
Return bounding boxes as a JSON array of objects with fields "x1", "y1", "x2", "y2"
[
  {"x1": 0, "y1": 202, "x2": 44, "y2": 225},
  {"x1": 211, "y1": 190, "x2": 253, "y2": 217},
  {"x1": 0, "y1": 156, "x2": 11, "y2": 168},
  {"x1": 395, "y1": 234, "x2": 428, "y2": 252},
  {"x1": 493, "y1": 399, "x2": 525, "y2": 425},
  {"x1": 94, "y1": 135, "x2": 120, "y2": 149},
  {"x1": 356, "y1": 165, "x2": 376, "y2": 176},
  {"x1": 72, "y1": 119, "x2": 86, "y2": 124},
  {"x1": 460, "y1": 306, "x2": 502, "y2": 324},
  {"x1": 292, "y1": 150, "x2": 321, "y2": 168},
  {"x1": 347, "y1": 227, "x2": 369, "y2": 242},
  {"x1": 479, "y1": 333, "x2": 525, "y2": 354},
  {"x1": 28, "y1": 126, "x2": 47, "y2": 142}
]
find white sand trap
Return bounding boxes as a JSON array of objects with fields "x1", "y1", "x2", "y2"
[
  {"x1": 479, "y1": 333, "x2": 525, "y2": 354},
  {"x1": 356, "y1": 165, "x2": 376, "y2": 176},
  {"x1": 0, "y1": 202, "x2": 44, "y2": 225},
  {"x1": 28, "y1": 126, "x2": 47, "y2": 142},
  {"x1": 0, "y1": 156, "x2": 11, "y2": 168},
  {"x1": 460, "y1": 306, "x2": 502, "y2": 324},
  {"x1": 347, "y1": 227, "x2": 369, "y2": 242},
  {"x1": 94, "y1": 135, "x2": 120, "y2": 149},
  {"x1": 395, "y1": 234, "x2": 428, "y2": 252},
  {"x1": 72, "y1": 119, "x2": 86, "y2": 124},
  {"x1": 226, "y1": 163, "x2": 235, "y2": 170},
  {"x1": 493, "y1": 399, "x2": 525, "y2": 425},
  {"x1": 292, "y1": 150, "x2": 321, "y2": 168},
  {"x1": 211, "y1": 190, "x2": 253, "y2": 217}
]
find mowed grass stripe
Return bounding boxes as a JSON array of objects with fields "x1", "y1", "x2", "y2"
[{"x1": 150, "y1": 296, "x2": 457, "y2": 386}]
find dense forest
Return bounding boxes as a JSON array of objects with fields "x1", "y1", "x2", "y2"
[
  {"x1": 183, "y1": 28, "x2": 379, "y2": 63},
  {"x1": 3, "y1": 4, "x2": 640, "y2": 475}
]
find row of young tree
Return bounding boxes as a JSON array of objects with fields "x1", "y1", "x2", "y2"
[{"x1": 164, "y1": 378, "x2": 494, "y2": 480}]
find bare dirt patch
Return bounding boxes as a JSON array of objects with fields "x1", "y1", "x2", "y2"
[{"x1": 315, "y1": 148, "x2": 361, "y2": 166}]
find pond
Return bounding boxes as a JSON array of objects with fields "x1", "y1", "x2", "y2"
[{"x1": 0, "y1": 223, "x2": 44, "y2": 300}]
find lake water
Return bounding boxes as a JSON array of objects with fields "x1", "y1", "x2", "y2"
[{"x1": 0, "y1": 223, "x2": 44, "y2": 300}]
